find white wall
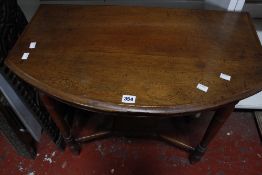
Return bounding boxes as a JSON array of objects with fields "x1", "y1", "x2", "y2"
[{"x1": 17, "y1": 0, "x2": 40, "y2": 21}]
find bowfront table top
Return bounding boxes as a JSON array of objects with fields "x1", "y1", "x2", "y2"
[{"x1": 5, "y1": 5, "x2": 262, "y2": 115}]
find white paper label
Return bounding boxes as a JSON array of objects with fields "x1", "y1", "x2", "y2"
[
  {"x1": 29, "y1": 42, "x2": 37, "y2": 49},
  {"x1": 196, "y1": 83, "x2": 208, "y2": 92},
  {"x1": 122, "y1": 95, "x2": 136, "y2": 104},
  {"x1": 21, "y1": 53, "x2": 29, "y2": 60},
  {"x1": 220, "y1": 73, "x2": 231, "y2": 81}
]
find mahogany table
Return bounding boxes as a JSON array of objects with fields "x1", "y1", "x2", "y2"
[{"x1": 5, "y1": 5, "x2": 262, "y2": 163}]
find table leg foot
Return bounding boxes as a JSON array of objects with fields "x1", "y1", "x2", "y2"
[
  {"x1": 65, "y1": 135, "x2": 81, "y2": 155},
  {"x1": 189, "y1": 144, "x2": 206, "y2": 164},
  {"x1": 189, "y1": 102, "x2": 237, "y2": 164}
]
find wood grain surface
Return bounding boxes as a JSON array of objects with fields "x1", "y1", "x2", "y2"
[{"x1": 5, "y1": 5, "x2": 262, "y2": 115}]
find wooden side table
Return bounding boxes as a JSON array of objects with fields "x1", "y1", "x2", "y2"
[{"x1": 5, "y1": 5, "x2": 262, "y2": 163}]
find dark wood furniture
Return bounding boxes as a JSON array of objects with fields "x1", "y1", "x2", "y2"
[{"x1": 5, "y1": 5, "x2": 262, "y2": 163}]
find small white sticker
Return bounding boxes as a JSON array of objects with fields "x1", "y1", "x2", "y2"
[
  {"x1": 122, "y1": 95, "x2": 136, "y2": 104},
  {"x1": 19, "y1": 128, "x2": 26, "y2": 132},
  {"x1": 196, "y1": 83, "x2": 208, "y2": 93},
  {"x1": 220, "y1": 73, "x2": 231, "y2": 81},
  {"x1": 21, "y1": 52, "x2": 29, "y2": 60},
  {"x1": 29, "y1": 41, "x2": 37, "y2": 49}
]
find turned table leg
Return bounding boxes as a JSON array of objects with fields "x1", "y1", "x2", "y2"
[
  {"x1": 39, "y1": 93, "x2": 80, "y2": 155},
  {"x1": 189, "y1": 102, "x2": 237, "y2": 164}
]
